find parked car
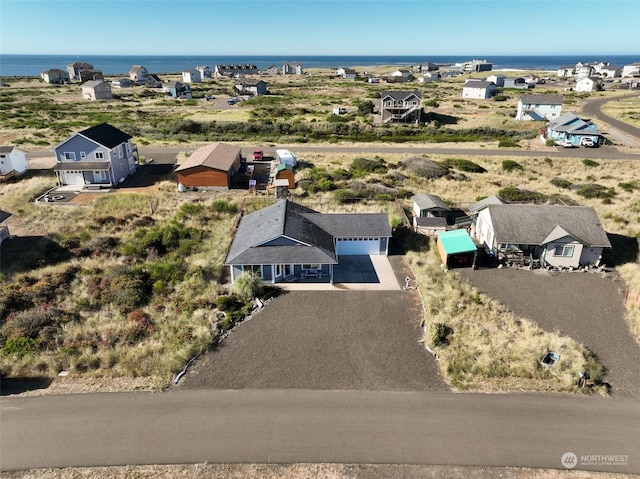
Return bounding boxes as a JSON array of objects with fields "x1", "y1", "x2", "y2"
[
  {"x1": 253, "y1": 150, "x2": 264, "y2": 160},
  {"x1": 581, "y1": 137, "x2": 597, "y2": 147},
  {"x1": 556, "y1": 139, "x2": 574, "y2": 148}
]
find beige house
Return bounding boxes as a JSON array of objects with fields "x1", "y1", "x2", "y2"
[{"x1": 81, "y1": 80, "x2": 112, "y2": 100}]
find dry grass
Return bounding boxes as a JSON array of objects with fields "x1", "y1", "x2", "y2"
[
  {"x1": 408, "y1": 246, "x2": 605, "y2": 394},
  {"x1": 2, "y1": 464, "x2": 634, "y2": 479}
]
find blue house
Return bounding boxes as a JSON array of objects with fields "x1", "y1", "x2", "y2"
[
  {"x1": 163, "y1": 81, "x2": 192, "y2": 99},
  {"x1": 546, "y1": 112, "x2": 603, "y2": 146},
  {"x1": 53, "y1": 123, "x2": 138, "y2": 188}
]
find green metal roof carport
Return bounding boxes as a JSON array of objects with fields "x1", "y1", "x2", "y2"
[{"x1": 437, "y1": 229, "x2": 478, "y2": 268}]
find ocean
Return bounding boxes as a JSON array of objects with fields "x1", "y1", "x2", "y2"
[{"x1": 1, "y1": 54, "x2": 638, "y2": 77}]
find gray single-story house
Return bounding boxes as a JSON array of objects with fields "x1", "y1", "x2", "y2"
[
  {"x1": 225, "y1": 200, "x2": 391, "y2": 284},
  {"x1": 473, "y1": 204, "x2": 611, "y2": 269}
]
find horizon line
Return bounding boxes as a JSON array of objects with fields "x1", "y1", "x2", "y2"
[{"x1": 2, "y1": 52, "x2": 637, "y2": 57}]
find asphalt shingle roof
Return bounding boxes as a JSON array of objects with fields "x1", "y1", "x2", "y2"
[
  {"x1": 175, "y1": 143, "x2": 240, "y2": 173},
  {"x1": 381, "y1": 90, "x2": 422, "y2": 101},
  {"x1": 487, "y1": 204, "x2": 611, "y2": 248},
  {"x1": 519, "y1": 94, "x2": 564, "y2": 105},
  {"x1": 79, "y1": 123, "x2": 131, "y2": 149},
  {"x1": 412, "y1": 193, "x2": 450, "y2": 212}
]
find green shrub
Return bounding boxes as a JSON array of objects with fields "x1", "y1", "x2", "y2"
[
  {"x1": 333, "y1": 189, "x2": 359, "y2": 204},
  {"x1": 498, "y1": 139, "x2": 520, "y2": 148},
  {"x1": 443, "y1": 158, "x2": 487, "y2": 173},
  {"x1": 349, "y1": 157, "x2": 387, "y2": 177},
  {"x1": 402, "y1": 156, "x2": 449, "y2": 179},
  {"x1": 501, "y1": 160, "x2": 523, "y2": 172},
  {"x1": 176, "y1": 202, "x2": 205, "y2": 219},
  {"x1": 3, "y1": 337, "x2": 38, "y2": 357},
  {"x1": 550, "y1": 178, "x2": 573, "y2": 189},
  {"x1": 498, "y1": 187, "x2": 547, "y2": 203},
  {"x1": 582, "y1": 159, "x2": 599, "y2": 168},
  {"x1": 424, "y1": 99, "x2": 440, "y2": 108},
  {"x1": 356, "y1": 100, "x2": 374, "y2": 116},
  {"x1": 231, "y1": 271, "x2": 263, "y2": 301},
  {"x1": 432, "y1": 323, "x2": 453, "y2": 347},
  {"x1": 576, "y1": 184, "x2": 615, "y2": 199},
  {"x1": 545, "y1": 138, "x2": 555, "y2": 147},
  {"x1": 618, "y1": 182, "x2": 638, "y2": 193}
]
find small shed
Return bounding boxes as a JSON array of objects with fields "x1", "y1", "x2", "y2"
[
  {"x1": 175, "y1": 142, "x2": 242, "y2": 189},
  {"x1": 270, "y1": 163, "x2": 295, "y2": 188},
  {"x1": 437, "y1": 229, "x2": 477, "y2": 269}
]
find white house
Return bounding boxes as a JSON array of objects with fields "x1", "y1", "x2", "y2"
[
  {"x1": 81, "y1": 80, "x2": 112, "y2": 100},
  {"x1": 462, "y1": 80, "x2": 497, "y2": 99},
  {"x1": 391, "y1": 69, "x2": 411, "y2": 79},
  {"x1": 336, "y1": 67, "x2": 357, "y2": 80},
  {"x1": 622, "y1": 62, "x2": 640, "y2": 77},
  {"x1": 41, "y1": 68, "x2": 69, "y2": 85},
  {"x1": 417, "y1": 72, "x2": 441, "y2": 83},
  {"x1": 196, "y1": 66, "x2": 212, "y2": 79},
  {"x1": 128, "y1": 65, "x2": 149, "y2": 84},
  {"x1": 486, "y1": 74, "x2": 505, "y2": 87},
  {"x1": 474, "y1": 204, "x2": 611, "y2": 269},
  {"x1": 283, "y1": 62, "x2": 303, "y2": 75},
  {"x1": 0, "y1": 146, "x2": 29, "y2": 176},
  {"x1": 515, "y1": 94, "x2": 563, "y2": 121},
  {"x1": 575, "y1": 77, "x2": 603, "y2": 92},
  {"x1": 182, "y1": 69, "x2": 201, "y2": 84}
]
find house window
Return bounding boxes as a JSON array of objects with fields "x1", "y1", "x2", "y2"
[
  {"x1": 554, "y1": 245, "x2": 575, "y2": 257},
  {"x1": 244, "y1": 265, "x2": 262, "y2": 278},
  {"x1": 95, "y1": 151, "x2": 104, "y2": 159},
  {"x1": 64, "y1": 152, "x2": 76, "y2": 161},
  {"x1": 302, "y1": 264, "x2": 320, "y2": 270},
  {"x1": 80, "y1": 152, "x2": 86, "y2": 160}
]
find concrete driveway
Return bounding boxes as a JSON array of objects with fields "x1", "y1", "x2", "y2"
[{"x1": 175, "y1": 290, "x2": 447, "y2": 392}]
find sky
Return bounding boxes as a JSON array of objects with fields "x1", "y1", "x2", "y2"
[{"x1": 1, "y1": 0, "x2": 639, "y2": 56}]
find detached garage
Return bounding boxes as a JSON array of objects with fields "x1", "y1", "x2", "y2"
[
  {"x1": 176, "y1": 142, "x2": 241, "y2": 190},
  {"x1": 437, "y1": 229, "x2": 478, "y2": 268}
]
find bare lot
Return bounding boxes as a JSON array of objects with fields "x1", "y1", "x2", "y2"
[
  {"x1": 175, "y1": 290, "x2": 448, "y2": 392},
  {"x1": 459, "y1": 268, "x2": 640, "y2": 398}
]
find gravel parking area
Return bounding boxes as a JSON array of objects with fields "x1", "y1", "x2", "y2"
[
  {"x1": 459, "y1": 268, "x2": 640, "y2": 398},
  {"x1": 175, "y1": 290, "x2": 447, "y2": 392}
]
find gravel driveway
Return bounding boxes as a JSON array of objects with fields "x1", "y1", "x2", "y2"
[
  {"x1": 175, "y1": 290, "x2": 447, "y2": 392},
  {"x1": 459, "y1": 268, "x2": 640, "y2": 398}
]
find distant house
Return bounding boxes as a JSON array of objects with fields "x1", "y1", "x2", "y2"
[
  {"x1": 462, "y1": 80, "x2": 497, "y2": 99},
  {"x1": 263, "y1": 65, "x2": 280, "y2": 76},
  {"x1": 417, "y1": 72, "x2": 440, "y2": 83},
  {"x1": 145, "y1": 74, "x2": 163, "y2": 88},
  {"x1": 575, "y1": 62, "x2": 596, "y2": 78},
  {"x1": 175, "y1": 142, "x2": 242, "y2": 190},
  {"x1": 129, "y1": 65, "x2": 149, "y2": 84},
  {"x1": 0, "y1": 210, "x2": 12, "y2": 244},
  {"x1": 599, "y1": 65, "x2": 621, "y2": 78},
  {"x1": 67, "y1": 61, "x2": 94, "y2": 81},
  {"x1": 380, "y1": 90, "x2": 422, "y2": 124},
  {"x1": 575, "y1": 77, "x2": 604, "y2": 92},
  {"x1": 0, "y1": 145, "x2": 29, "y2": 176},
  {"x1": 269, "y1": 163, "x2": 295, "y2": 188},
  {"x1": 622, "y1": 62, "x2": 640, "y2": 78},
  {"x1": 112, "y1": 78, "x2": 133, "y2": 88},
  {"x1": 546, "y1": 112, "x2": 603, "y2": 146},
  {"x1": 53, "y1": 123, "x2": 137, "y2": 188},
  {"x1": 486, "y1": 74, "x2": 505, "y2": 87},
  {"x1": 462, "y1": 59, "x2": 493, "y2": 72},
  {"x1": 391, "y1": 69, "x2": 412, "y2": 80},
  {"x1": 414, "y1": 62, "x2": 439, "y2": 73},
  {"x1": 163, "y1": 81, "x2": 192, "y2": 99},
  {"x1": 224, "y1": 200, "x2": 391, "y2": 285},
  {"x1": 234, "y1": 80, "x2": 268, "y2": 96},
  {"x1": 41, "y1": 68, "x2": 69, "y2": 85},
  {"x1": 557, "y1": 65, "x2": 575, "y2": 78},
  {"x1": 474, "y1": 205, "x2": 611, "y2": 269},
  {"x1": 182, "y1": 69, "x2": 201, "y2": 84},
  {"x1": 503, "y1": 77, "x2": 531, "y2": 89},
  {"x1": 81, "y1": 80, "x2": 112, "y2": 100},
  {"x1": 515, "y1": 94, "x2": 563, "y2": 121},
  {"x1": 78, "y1": 70, "x2": 104, "y2": 83},
  {"x1": 196, "y1": 65, "x2": 212, "y2": 79},
  {"x1": 336, "y1": 67, "x2": 357, "y2": 80},
  {"x1": 368, "y1": 77, "x2": 381, "y2": 84},
  {"x1": 283, "y1": 62, "x2": 303, "y2": 75},
  {"x1": 215, "y1": 64, "x2": 259, "y2": 77}
]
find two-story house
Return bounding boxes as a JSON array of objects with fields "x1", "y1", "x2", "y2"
[
  {"x1": 129, "y1": 65, "x2": 149, "y2": 84},
  {"x1": 53, "y1": 123, "x2": 137, "y2": 188},
  {"x1": 283, "y1": 62, "x2": 304, "y2": 75},
  {"x1": 196, "y1": 66, "x2": 212, "y2": 79},
  {"x1": 41, "y1": 68, "x2": 70, "y2": 85},
  {"x1": 462, "y1": 80, "x2": 497, "y2": 99},
  {"x1": 515, "y1": 94, "x2": 563, "y2": 121},
  {"x1": 380, "y1": 90, "x2": 422, "y2": 124},
  {"x1": 67, "y1": 61, "x2": 94, "y2": 81},
  {"x1": 234, "y1": 80, "x2": 268, "y2": 96},
  {"x1": 182, "y1": 69, "x2": 201, "y2": 84},
  {"x1": 81, "y1": 80, "x2": 112, "y2": 100},
  {"x1": 546, "y1": 112, "x2": 603, "y2": 146},
  {"x1": 0, "y1": 146, "x2": 29, "y2": 176}
]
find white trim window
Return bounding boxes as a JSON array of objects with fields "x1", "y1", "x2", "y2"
[
  {"x1": 95, "y1": 151, "x2": 104, "y2": 159},
  {"x1": 80, "y1": 151, "x2": 86, "y2": 160},
  {"x1": 244, "y1": 265, "x2": 262, "y2": 278},
  {"x1": 64, "y1": 152, "x2": 76, "y2": 161},
  {"x1": 554, "y1": 245, "x2": 575, "y2": 257},
  {"x1": 302, "y1": 263, "x2": 320, "y2": 270}
]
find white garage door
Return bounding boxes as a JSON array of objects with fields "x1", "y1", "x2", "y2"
[
  {"x1": 336, "y1": 238, "x2": 381, "y2": 255},
  {"x1": 64, "y1": 171, "x2": 85, "y2": 185}
]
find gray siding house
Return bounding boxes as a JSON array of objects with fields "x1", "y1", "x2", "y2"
[
  {"x1": 225, "y1": 200, "x2": 391, "y2": 284},
  {"x1": 380, "y1": 90, "x2": 422, "y2": 124},
  {"x1": 67, "y1": 61, "x2": 94, "y2": 81},
  {"x1": 53, "y1": 123, "x2": 137, "y2": 188},
  {"x1": 41, "y1": 68, "x2": 70, "y2": 84},
  {"x1": 516, "y1": 94, "x2": 563, "y2": 121},
  {"x1": 234, "y1": 80, "x2": 268, "y2": 96},
  {"x1": 81, "y1": 80, "x2": 112, "y2": 100}
]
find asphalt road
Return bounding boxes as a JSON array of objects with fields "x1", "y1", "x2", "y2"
[
  {"x1": 582, "y1": 93, "x2": 640, "y2": 144},
  {"x1": 1, "y1": 390, "x2": 638, "y2": 473}
]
